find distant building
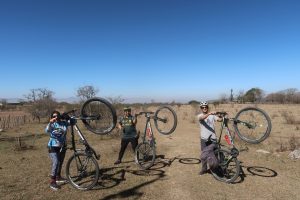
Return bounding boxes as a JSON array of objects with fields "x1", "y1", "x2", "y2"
[{"x1": 1, "y1": 98, "x2": 25, "y2": 106}]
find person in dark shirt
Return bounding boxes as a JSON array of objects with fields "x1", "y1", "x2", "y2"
[{"x1": 114, "y1": 107, "x2": 138, "y2": 165}]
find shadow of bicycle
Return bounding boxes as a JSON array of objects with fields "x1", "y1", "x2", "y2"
[
  {"x1": 97, "y1": 167, "x2": 166, "y2": 200},
  {"x1": 232, "y1": 163, "x2": 278, "y2": 184}
]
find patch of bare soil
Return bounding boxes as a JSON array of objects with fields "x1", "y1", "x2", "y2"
[{"x1": 1, "y1": 104, "x2": 300, "y2": 200}]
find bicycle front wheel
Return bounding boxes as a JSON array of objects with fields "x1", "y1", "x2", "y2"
[
  {"x1": 81, "y1": 97, "x2": 117, "y2": 135},
  {"x1": 135, "y1": 142, "x2": 156, "y2": 170},
  {"x1": 154, "y1": 106, "x2": 177, "y2": 135},
  {"x1": 233, "y1": 107, "x2": 272, "y2": 144},
  {"x1": 66, "y1": 153, "x2": 100, "y2": 190},
  {"x1": 211, "y1": 148, "x2": 240, "y2": 183}
]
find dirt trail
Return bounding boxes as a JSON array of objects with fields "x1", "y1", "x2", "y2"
[{"x1": 1, "y1": 105, "x2": 300, "y2": 200}]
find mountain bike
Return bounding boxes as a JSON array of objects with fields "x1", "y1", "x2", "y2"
[
  {"x1": 134, "y1": 106, "x2": 177, "y2": 170},
  {"x1": 64, "y1": 97, "x2": 117, "y2": 190},
  {"x1": 210, "y1": 107, "x2": 271, "y2": 183}
]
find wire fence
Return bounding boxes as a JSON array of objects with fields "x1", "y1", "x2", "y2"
[{"x1": 0, "y1": 114, "x2": 39, "y2": 130}]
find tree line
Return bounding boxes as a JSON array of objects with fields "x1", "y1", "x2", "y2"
[{"x1": 189, "y1": 87, "x2": 300, "y2": 104}]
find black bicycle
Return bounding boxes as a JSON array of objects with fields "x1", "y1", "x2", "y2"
[
  {"x1": 134, "y1": 106, "x2": 177, "y2": 170},
  {"x1": 210, "y1": 107, "x2": 271, "y2": 183},
  {"x1": 64, "y1": 97, "x2": 117, "y2": 190}
]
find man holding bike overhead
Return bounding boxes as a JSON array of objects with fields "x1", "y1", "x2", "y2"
[
  {"x1": 197, "y1": 101, "x2": 222, "y2": 175},
  {"x1": 114, "y1": 107, "x2": 139, "y2": 165}
]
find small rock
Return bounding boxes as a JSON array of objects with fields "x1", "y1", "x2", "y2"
[{"x1": 288, "y1": 149, "x2": 300, "y2": 160}]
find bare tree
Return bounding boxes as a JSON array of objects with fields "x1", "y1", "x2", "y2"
[
  {"x1": 236, "y1": 90, "x2": 245, "y2": 103},
  {"x1": 107, "y1": 95, "x2": 125, "y2": 105},
  {"x1": 285, "y1": 88, "x2": 298, "y2": 103},
  {"x1": 24, "y1": 89, "x2": 38, "y2": 102},
  {"x1": 37, "y1": 88, "x2": 54, "y2": 100},
  {"x1": 24, "y1": 88, "x2": 57, "y2": 122},
  {"x1": 76, "y1": 85, "x2": 99, "y2": 101}
]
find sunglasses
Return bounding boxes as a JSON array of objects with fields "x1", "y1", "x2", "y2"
[{"x1": 200, "y1": 106, "x2": 208, "y2": 109}]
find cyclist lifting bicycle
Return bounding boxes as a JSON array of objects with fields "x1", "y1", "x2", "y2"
[
  {"x1": 114, "y1": 107, "x2": 139, "y2": 165},
  {"x1": 197, "y1": 101, "x2": 223, "y2": 175},
  {"x1": 197, "y1": 101, "x2": 272, "y2": 182}
]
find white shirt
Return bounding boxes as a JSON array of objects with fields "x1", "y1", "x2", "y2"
[{"x1": 197, "y1": 113, "x2": 218, "y2": 140}]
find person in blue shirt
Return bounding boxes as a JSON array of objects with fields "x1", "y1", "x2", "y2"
[
  {"x1": 45, "y1": 111, "x2": 69, "y2": 190},
  {"x1": 114, "y1": 107, "x2": 139, "y2": 165}
]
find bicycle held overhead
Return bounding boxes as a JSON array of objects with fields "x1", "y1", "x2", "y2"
[
  {"x1": 134, "y1": 106, "x2": 177, "y2": 170},
  {"x1": 47, "y1": 97, "x2": 117, "y2": 191},
  {"x1": 199, "y1": 105, "x2": 272, "y2": 183}
]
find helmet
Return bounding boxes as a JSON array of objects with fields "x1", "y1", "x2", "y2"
[
  {"x1": 200, "y1": 101, "x2": 208, "y2": 107},
  {"x1": 123, "y1": 107, "x2": 131, "y2": 111}
]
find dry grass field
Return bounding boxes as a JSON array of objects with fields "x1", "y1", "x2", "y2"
[{"x1": 1, "y1": 103, "x2": 300, "y2": 200}]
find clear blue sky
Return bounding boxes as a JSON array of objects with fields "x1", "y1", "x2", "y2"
[{"x1": 0, "y1": 0, "x2": 299, "y2": 103}]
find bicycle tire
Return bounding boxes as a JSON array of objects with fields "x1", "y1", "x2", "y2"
[
  {"x1": 81, "y1": 97, "x2": 117, "y2": 135},
  {"x1": 233, "y1": 107, "x2": 272, "y2": 144},
  {"x1": 154, "y1": 106, "x2": 177, "y2": 135},
  {"x1": 66, "y1": 152, "x2": 100, "y2": 190},
  {"x1": 211, "y1": 148, "x2": 240, "y2": 183},
  {"x1": 135, "y1": 142, "x2": 156, "y2": 170}
]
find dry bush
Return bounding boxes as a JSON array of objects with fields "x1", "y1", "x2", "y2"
[
  {"x1": 275, "y1": 136, "x2": 300, "y2": 152},
  {"x1": 280, "y1": 111, "x2": 300, "y2": 125},
  {"x1": 288, "y1": 135, "x2": 299, "y2": 151},
  {"x1": 276, "y1": 142, "x2": 288, "y2": 152}
]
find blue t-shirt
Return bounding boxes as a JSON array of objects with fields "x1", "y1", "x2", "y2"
[{"x1": 45, "y1": 121, "x2": 69, "y2": 147}]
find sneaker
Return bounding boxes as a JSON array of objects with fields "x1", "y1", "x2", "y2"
[
  {"x1": 56, "y1": 176, "x2": 68, "y2": 184},
  {"x1": 50, "y1": 182, "x2": 60, "y2": 191},
  {"x1": 114, "y1": 160, "x2": 121, "y2": 165}
]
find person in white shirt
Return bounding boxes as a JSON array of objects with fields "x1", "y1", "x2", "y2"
[{"x1": 197, "y1": 101, "x2": 222, "y2": 175}]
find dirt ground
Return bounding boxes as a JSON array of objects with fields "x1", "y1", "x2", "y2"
[{"x1": 0, "y1": 104, "x2": 300, "y2": 200}]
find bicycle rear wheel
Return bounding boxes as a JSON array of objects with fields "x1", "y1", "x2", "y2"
[
  {"x1": 154, "y1": 106, "x2": 177, "y2": 135},
  {"x1": 233, "y1": 107, "x2": 272, "y2": 144},
  {"x1": 66, "y1": 152, "x2": 100, "y2": 190},
  {"x1": 81, "y1": 97, "x2": 117, "y2": 135},
  {"x1": 135, "y1": 141, "x2": 156, "y2": 170},
  {"x1": 211, "y1": 148, "x2": 240, "y2": 183}
]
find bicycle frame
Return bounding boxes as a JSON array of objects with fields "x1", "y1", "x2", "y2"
[
  {"x1": 216, "y1": 113, "x2": 239, "y2": 158},
  {"x1": 217, "y1": 116, "x2": 235, "y2": 147},
  {"x1": 69, "y1": 117, "x2": 100, "y2": 160},
  {"x1": 140, "y1": 113, "x2": 155, "y2": 146}
]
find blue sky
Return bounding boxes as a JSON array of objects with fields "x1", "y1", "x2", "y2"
[{"x1": 0, "y1": 0, "x2": 299, "y2": 103}]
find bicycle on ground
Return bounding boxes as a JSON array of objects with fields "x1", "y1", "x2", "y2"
[
  {"x1": 63, "y1": 97, "x2": 117, "y2": 190},
  {"x1": 134, "y1": 106, "x2": 177, "y2": 170},
  {"x1": 210, "y1": 107, "x2": 272, "y2": 183}
]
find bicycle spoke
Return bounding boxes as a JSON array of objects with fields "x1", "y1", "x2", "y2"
[
  {"x1": 81, "y1": 98, "x2": 117, "y2": 135},
  {"x1": 235, "y1": 108, "x2": 270, "y2": 143},
  {"x1": 135, "y1": 142, "x2": 155, "y2": 170},
  {"x1": 154, "y1": 106, "x2": 177, "y2": 135},
  {"x1": 66, "y1": 153, "x2": 99, "y2": 190},
  {"x1": 211, "y1": 148, "x2": 240, "y2": 183}
]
